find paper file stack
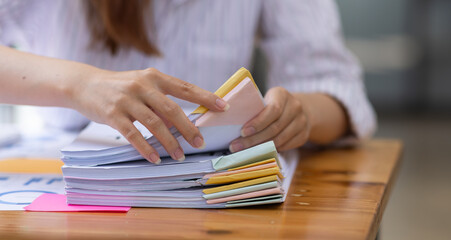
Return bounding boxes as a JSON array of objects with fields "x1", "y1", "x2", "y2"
[{"x1": 61, "y1": 68, "x2": 298, "y2": 208}]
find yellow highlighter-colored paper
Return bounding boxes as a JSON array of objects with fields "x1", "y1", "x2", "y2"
[
  {"x1": 227, "y1": 158, "x2": 276, "y2": 171},
  {"x1": 203, "y1": 161, "x2": 278, "y2": 179},
  {"x1": 202, "y1": 175, "x2": 278, "y2": 194},
  {"x1": 0, "y1": 158, "x2": 63, "y2": 174},
  {"x1": 205, "y1": 166, "x2": 280, "y2": 185},
  {"x1": 192, "y1": 67, "x2": 259, "y2": 114}
]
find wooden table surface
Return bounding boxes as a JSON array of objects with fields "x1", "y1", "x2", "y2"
[{"x1": 0, "y1": 139, "x2": 403, "y2": 240}]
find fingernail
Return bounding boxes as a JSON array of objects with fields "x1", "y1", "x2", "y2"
[
  {"x1": 241, "y1": 126, "x2": 256, "y2": 137},
  {"x1": 193, "y1": 135, "x2": 206, "y2": 149},
  {"x1": 172, "y1": 147, "x2": 185, "y2": 162},
  {"x1": 216, "y1": 98, "x2": 230, "y2": 111},
  {"x1": 229, "y1": 141, "x2": 244, "y2": 153},
  {"x1": 149, "y1": 153, "x2": 161, "y2": 165}
]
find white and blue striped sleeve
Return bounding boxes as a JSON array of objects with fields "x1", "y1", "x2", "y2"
[{"x1": 259, "y1": 0, "x2": 376, "y2": 141}]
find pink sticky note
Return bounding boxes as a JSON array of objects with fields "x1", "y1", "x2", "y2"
[
  {"x1": 24, "y1": 193, "x2": 131, "y2": 212},
  {"x1": 195, "y1": 77, "x2": 265, "y2": 127}
]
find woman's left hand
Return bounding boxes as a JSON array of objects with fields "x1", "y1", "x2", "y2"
[{"x1": 229, "y1": 87, "x2": 311, "y2": 152}]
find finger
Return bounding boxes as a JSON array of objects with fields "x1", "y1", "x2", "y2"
[
  {"x1": 240, "y1": 88, "x2": 288, "y2": 137},
  {"x1": 229, "y1": 103, "x2": 295, "y2": 152},
  {"x1": 153, "y1": 71, "x2": 229, "y2": 111},
  {"x1": 277, "y1": 127, "x2": 310, "y2": 151},
  {"x1": 129, "y1": 103, "x2": 186, "y2": 162},
  {"x1": 277, "y1": 104, "x2": 311, "y2": 151},
  {"x1": 272, "y1": 113, "x2": 308, "y2": 148},
  {"x1": 112, "y1": 117, "x2": 161, "y2": 164},
  {"x1": 142, "y1": 91, "x2": 205, "y2": 150}
]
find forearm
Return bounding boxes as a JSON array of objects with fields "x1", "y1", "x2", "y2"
[
  {"x1": 0, "y1": 45, "x2": 229, "y2": 163},
  {"x1": 294, "y1": 93, "x2": 349, "y2": 144},
  {"x1": 0, "y1": 45, "x2": 101, "y2": 108}
]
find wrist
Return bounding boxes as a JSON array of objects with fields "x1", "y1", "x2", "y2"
[
  {"x1": 60, "y1": 64, "x2": 106, "y2": 110},
  {"x1": 295, "y1": 93, "x2": 349, "y2": 144}
]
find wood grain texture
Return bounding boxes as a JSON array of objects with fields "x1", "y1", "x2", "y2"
[{"x1": 0, "y1": 139, "x2": 402, "y2": 240}]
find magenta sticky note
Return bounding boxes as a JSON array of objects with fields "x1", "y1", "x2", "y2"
[{"x1": 24, "y1": 193, "x2": 131, "y2": 212}]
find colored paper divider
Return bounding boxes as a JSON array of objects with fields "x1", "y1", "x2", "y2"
[
  {"x1": 206, "y1": 187, "x2": 283, "y2": 204},
  {"x1": 228, "y1": 158, "x2": 276, "y2": 171},
  {"x1": 211, "y1": 141, "x2": 279, "y2": 171},
  {"x1": 202, "y1": 175, "x2": 278, "y2": 194},
  {"x1": 203, "y1": 161, "x2": 278, "y2": 179},
  {"x1": 226, "y1": 194, "x2": 284, "y2": 204},
  {"x1": 225, "y1": 198, "x2": 283, "y2": 208},
  {"x1": 205, "y1": 167, "x2": 281, "y2": 185},
  {"x1": 203, "y1": 181, "x2": 279, "y2": 200}
]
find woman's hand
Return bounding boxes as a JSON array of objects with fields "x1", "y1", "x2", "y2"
[
  {"x1": 229, "y1": 87, "x2": 311, "y2": 152},
  {"x1": 0, "y1": 45, "x2": 228, "y2": 164},
  {"x1": 70, "y1": 68, "x2": 229, "y2": 164},
  {"x1": 0, "y1": 45, "x2": 347, "y2": 161}
]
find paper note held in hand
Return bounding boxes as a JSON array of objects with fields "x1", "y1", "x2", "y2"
[{"x1": 195, "y1": 77, "x2": 264, "y2": 127}]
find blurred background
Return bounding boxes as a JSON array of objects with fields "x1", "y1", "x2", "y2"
[
  {"x1": 337, "y1": 1, "x2": 451, "y2": 239},
  {"x1": 256, "y1": 1, "x2": 451, "y2": 238},
  {"x1": 255, "y1": 1, "x2": 451, "y2": 238},
  {"x1": 1, "y1": 0, "x2": 450, "y2": 239},
  {"x1": 337, "y1": 0, "x2": 451, "y2": 240}
]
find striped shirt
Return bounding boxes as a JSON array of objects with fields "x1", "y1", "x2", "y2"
[{"x1": 0, "y1": 0, "x2": 376, "y2": 140}]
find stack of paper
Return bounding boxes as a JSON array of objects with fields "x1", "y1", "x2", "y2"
[{"x1": 61, "y1": 68, "x2": 298, "y2": 208}]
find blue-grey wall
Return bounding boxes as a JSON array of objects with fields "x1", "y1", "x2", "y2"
[{"x1": 337, "y1": 0, "x2": 451, "y2": 113}]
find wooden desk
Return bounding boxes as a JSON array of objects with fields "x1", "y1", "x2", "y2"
[{"x1": 0, "y1": 139, "x2": 402, "y2": 240}]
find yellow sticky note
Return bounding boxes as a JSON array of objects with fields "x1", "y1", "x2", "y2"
[
  {"x1": 0, "y1": 158, "x2": 63, "y2": 174},
  {"x1": 203, "y1": 175, "x2": 278, "y2": 194},
  {"x1": 205, "y1": 166, "x2": 280, "y2": 185},
  {"x1": 227, "y1": 158, "x2": 276, "y2": 171}
]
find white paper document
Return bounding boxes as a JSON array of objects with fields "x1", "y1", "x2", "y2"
[{"x1": 0, "y1": 173, "x2": 65, "y2": 210}]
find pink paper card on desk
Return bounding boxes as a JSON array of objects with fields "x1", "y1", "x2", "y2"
[{"x1": 24, "y1": 193, "x2": 130, "y2": 212}]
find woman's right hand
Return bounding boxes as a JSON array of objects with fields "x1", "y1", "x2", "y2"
[
  {"x1": 69, "y1": 68, "x2": 229, "y2": 164},
  {"x1": 0, "y1": 46, "x2": 227, "y2": 163}
]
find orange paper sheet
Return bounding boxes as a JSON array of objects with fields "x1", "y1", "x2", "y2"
[{"x1": 0, "y1": 158, "x2": 63, "y2": 174}]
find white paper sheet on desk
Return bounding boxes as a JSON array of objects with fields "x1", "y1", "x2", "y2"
[
  {"x1": 0, "y1": 173, "x2": 65, "y2": 210},
  {"x1": 62, "y1": 77, "x2": 265, "y2": 162}
]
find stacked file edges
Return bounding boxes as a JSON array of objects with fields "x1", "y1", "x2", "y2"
[{"x1": 62, "y1": 141, "x2": 289, "y2": 208}]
